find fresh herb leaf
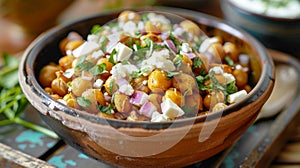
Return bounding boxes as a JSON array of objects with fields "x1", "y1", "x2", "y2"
[
  {"x1": 89, "y1": 63, "x2": 107, "y2": 76},
  {"x1": 91, "y1": 25, "x2": 104, "y2": 35},
  {"x1": 98, "y1": 104, "x2": 113, "y2": 114},
  {"x1": 75, "y1": 61, "x2": 94, "y2": 71},
  {"x1": 193, "y1": 57, "x2": 203, "y2": 69},
  {"x1": 225, "y1": 56, "x2": 234, "y2": 67},
  {"x1": 0, "y1": 53, "x2": 58, "y2": 139},
  {"x1": 166, "y1": 71, "x2": 182, "y2": 79},
  {"x1": 173, "y1": 54, "x2": 183, "y2": 67},
  {"x1": 109, "y1": 49, "x2": 117, "y2": 64},
  {"x1": 77, "y1": 96, "x2": 91, "y2": 107}
]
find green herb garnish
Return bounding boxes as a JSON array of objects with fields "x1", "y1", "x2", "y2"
[
  {"x1": 77, "y1": 96, "x2": 91, "y2": 107},
  {"x1": 166, "y1": 71, "x2": 182, "y2": 79},
  {"x1": 98, "y1": 104, "x2": 113, "y2": 114},
  {"x1": 193, "y1": 57, "x2": 203, "y2": 69},
  {"x1": 89, "y1": 63, "x2": 107, "y2": 76},
  {"x1": 0, "y1": 53, "x2": 58, "y2": 139},
  {"x1": 224, "y1": 56, "x2": 234, "y2": 67}
]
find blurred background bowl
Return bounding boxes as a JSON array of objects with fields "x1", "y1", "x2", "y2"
[
  {"x1": 19, "y1": 7, "x2": 274, "y2": 167},
  {"x1": 220, "y1": 0, "x2": 300, "y2": 56}
]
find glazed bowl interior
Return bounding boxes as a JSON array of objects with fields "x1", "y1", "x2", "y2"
[{"x1": 20, "y1": 7, "x2": 274, "y2": 167}]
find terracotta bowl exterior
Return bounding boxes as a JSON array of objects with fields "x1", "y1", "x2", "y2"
[{"x1": 19, "y1": 7, "x2": 274, "y2": 167}]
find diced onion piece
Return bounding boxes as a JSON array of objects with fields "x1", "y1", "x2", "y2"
[
  {"x1": 130, "y1": 91, "x2": 149, "y2": 106},
  {"x1": 140, "y1": 101, "x2": 157, "y2": 118},
  {"x1": 164, "y1": 40, "x2": 178, "y2": 53},
  {"x1": 227, "y1": 90, "x2": 247, "y2": 104}
]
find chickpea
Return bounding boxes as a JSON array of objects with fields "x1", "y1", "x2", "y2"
[
  {"x1": 63, "y1": 93, "x2": 78, "y2": 108},
  {"x1": 148, "y1": 70, "x2": 172, "y2": 92},
  {"x1": 163, "y1": 88, "x2": 184, "y2": 107},
  {"x1": 39, "y1": 64, "x2": 60, "y2": 87},
  {"x1": 172, "y1": 73, "x2": 197, "y2": 96},
  {"x1": 51, "y1": 94, "x2": 61, "y2": 100},
  {"x1": 233, "y1": 69, "x2": 248, "y2": 88},
  {"x1": 142, "y1": 33, "x2": 162, "y2": 42},
  {"x1": 104, "y1": 76, "x2": 118, "y2": 95},
  {"x1": 81, "y1": 89, "x2": 99, "y2": 114},
  {"x1": 212, "y1": 103, "x2": 227, "y2": 112},
  {"x1": 97, "y1": 112, "x2": 115, "y2": 119},
  {"x1": 185, "y1": 94, "x2": 203, "y2": 111},
  {"x1": 145, "y1": 21, "x2": 160, "y2": 34},
  {"x1": 44, "y1": 87, "x2": 53, "y2": 94},
  {"x1": 148, "y1": 93, "x2": 162, "y2": 112},
  {"x1": 180, "y1": 20, "x2": 201, "y2": 36},
  {"x1": 208, "y1": 43, "x2": 226, "y2": 61},
  {"x1": 51, "y1": 77, "x2": 68, "y2": 97},
  {"x1": 244, "y1": 85, "x2": 252, "y2": 93},
  {"x1": 223, "y1": 42, "x2": 239, "y2": 62},
  {"x1": 96, "y1": 58, "x2": 114, "y2": 80},
  {"x1": 114, "y1": 93, "x2": 132, "y2": 113},
  {"x1": 131, "y1": 76, "x2": 151, "y2": 94},
  {"x1": 118, "y1": 10, "x2": 140, "y2": 23},
  {"x1": 59, "y1": 38, "x2": 69, "y2": 54},
  {"x1": 177, "y1": 55, "x2": 193, "y2": 75},
  {"x1": 127, "y1": 111, "x2": 150, "y2": 121},
  {"x1": 65, "y1": 40, "x2": 83, "y2": 52},
  {"x1": 203, "y1": 91, "x2": 225, "y2": 109},
  {"x1": 71, "y1": 77, "x2": 93, "y2": 97},
  {"x1": 94, "y1": 89, "x2": 105, "y2": 106}
]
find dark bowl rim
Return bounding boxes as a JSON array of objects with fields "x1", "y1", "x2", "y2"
[
  {"x1": 19, "y1": 6, "x2": 274, "y2": 129},
  {"x1": 222, "y1": 0, "x2": 300, "y2": 22}
]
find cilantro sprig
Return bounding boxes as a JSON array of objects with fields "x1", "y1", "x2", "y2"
[{"x1": 0, "y1": 53, "x2": 58, "y2": 139}]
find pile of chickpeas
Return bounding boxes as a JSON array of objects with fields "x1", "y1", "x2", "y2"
[{"x1": 38, "y1": 11, "x2": 251, "y2": 121}]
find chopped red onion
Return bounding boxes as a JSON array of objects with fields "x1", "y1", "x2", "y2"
[
  {"x1": 130, "y1": 91, "x2": 148, "y2": 106},
  {"x1": 164, "y1": 40, "x2": 178, "y2": 53},
  {"x1": 140, "y1": 101, "x2": 157, "y2": 118}
]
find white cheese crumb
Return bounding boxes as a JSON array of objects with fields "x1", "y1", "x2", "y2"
[
  {"x1": 110, "y1": 63, "x2": 138, "y2": 80},
  {"x1": 92, "y1": 50, "x2": 104, "y2": 60},
  {"x1": 181, "y1": 42, "x2": 192, "y2": 53},
  {"x1": 119, "y1": 84, "x2": 134, "y2": 96},
  {"x1": 151, "y1": 111, "x2": 169, "y2": 122},
  {"x1": 161, "y1": 98, "x2": 185, "y2": 119},
  {"x1": 93, "y1": 79, "x2": 104, "y2": 89},
  {"x1": 209, "y1": 66, "x2": 224, "y2": 74},
  {"x1": 223, "y1": 73, "x2": 236, "y2": 84},
  {"x1": 227, "y1": 90, "x2": 247, "y2": 104},
  {"x1": 87, "y1": 34, "x2": 99, "y2": 43},
  {"x1": 63, "y1": 69, "x2": 74, "y2": 79},
  {"x1": 72, "y1": 41, "x2": 100, "y2": 58},
  {"x1": 114, "y1": 42, "x2": 133, "y2": 62}
]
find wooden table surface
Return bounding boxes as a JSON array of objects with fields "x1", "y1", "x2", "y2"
[{"x1": 1, "y1": 0, "x2": 300, "y2": 167}]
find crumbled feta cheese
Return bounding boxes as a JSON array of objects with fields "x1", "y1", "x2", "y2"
[
  {"x1": 63, "y1": 69, "x2": 74, "y2": 79},
  {"x1": 87, "y1": 34, "x2": 99, "y2": 43},
  {"x1": 110, "y1": 63, "x2": 138, "y2": 80},
  {"x1": 223, "y1": 73, "x2": 235, "y2": 84},
  {"x1": 119, "y1": 84, "x2": 134, "y2": 96},
  {"x1": 151, "y1": 111, "x2": 169, "y2": 122},
  {"x1": 227, "y1": 90, "x2": 247, "y2": 104},
  {"x1": 137, "y1": 21, "x2": 144, "y2": 31},
  {"x1": 173, "y1": 27, "x2": 185, "y2": 37},
  {"x1": 151, "y1": 48, "x2": 170, "y2": 58},
  {"x1": 141, "y1": 49, "x2": 175, "y2": 72},
  {"x1": 161, "y1": 98, "x2": 185, "y2": 119},
  {"x1": 123, "y1": 21, "x2": 137, "y2": 36},
  {"x1": 114, "y1": 42, "x2": 133, "y2": 62},
  {"x1": 181, "y1": 43, "x2": 192, "y2": 53},
  {"x1": 209, "y1": 66, "x2": 224, "y2": 74},
  {"x1": 92, "y1": 50, "x2": 104, "y2": 60},
  {"x1": 93, "y1": 79, "x2": 104, "y2": 89},
  {"x1": 106, "y1": 33, "x2": 121, "y2": 52},
  {"x1": 72, "y1": 41, "x2": 100, "y2": 58}
]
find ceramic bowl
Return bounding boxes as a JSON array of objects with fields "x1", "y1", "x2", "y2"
[
  {"x1": 19, "y1": 7, "x2": 274, "y2": 167},
  {"x1": 220, "y1": 0, "x2": 300, "y2": 56}
]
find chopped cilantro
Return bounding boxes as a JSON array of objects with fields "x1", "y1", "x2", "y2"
[
  {"x1": 99, "y1": 36, "x2": 108, "y2": 51},
  {"x1": 109, "y1": 49, "x2": 117, "y2": 64},
  {"x1": 166, "y1": 71, "x2": 182, "y2": 79},
  {"x1": 98, "y1": 104, "x2": 113, "y2": 114},
  {"x1": 225, "y1": 56, "x2": 234, "y2": 67},
  {"x1": 77, "y1": 96, "x2": 91, "y2": 107},
  {"x1": 75, "y1": 61, "x2": 94, "y2": 71},
  {"x1": 173, "y1": 54, "x2": 183, "y2": 67},
  {"x1": 131, "y1": 68, "x2": 150, "y2": 78},
  {"x1": 89, "y1": 63, "x2": 107, "y2": 76},
  {"x1": 91, "y1": 25, "x2": 104, "y2": 35},
  {"x1": 193, "y1": 57, "x2": 203, "y2": 69}
]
